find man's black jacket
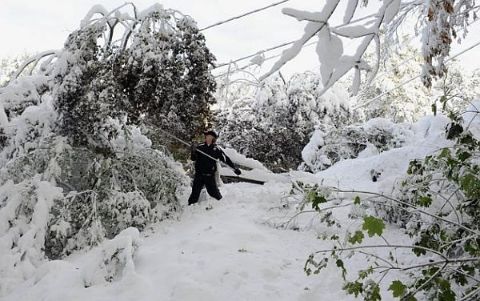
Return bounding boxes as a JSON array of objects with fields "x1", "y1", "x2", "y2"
[{"x1": 191, "y1": 143, "x2": 236, "y2": 175}]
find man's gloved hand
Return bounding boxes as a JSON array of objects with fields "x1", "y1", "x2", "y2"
[{"x1": 234, "y1": 168, "x2": 241, "y2": 175}]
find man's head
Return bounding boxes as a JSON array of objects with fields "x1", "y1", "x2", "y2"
[{"x1": 204, "y1": 130, "x2": 218, "y2": 145}]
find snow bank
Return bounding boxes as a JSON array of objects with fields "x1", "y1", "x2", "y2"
[
  {"x1": 221, "y1": 147, "x2": 268, "y2": 171},
  {"x1": 312, "y1": 114, "x2": 452, "y2": 191},
  {"x1": 3, "y1": 228, "x2": 141, "y2": 300},
  {"x1": 0, "y1": 177, "x2": 63, "y2": 296}
]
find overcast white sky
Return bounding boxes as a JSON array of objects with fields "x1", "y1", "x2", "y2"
[{"x1": 1, "y1": 0, "x2": 479, "y2": 78}]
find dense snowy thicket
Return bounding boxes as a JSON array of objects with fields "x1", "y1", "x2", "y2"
[
  {"x1": 216, "y1": 72, "x2": 358, "y2": 171},
  {"x1": 216, "y1": 48, "x2": 479, "y2": 173},
  {"x1": 0, "y1": 3, "x2": 222, "y2": 295},
  {"x1": 301, "y1": 117, "x2": 413, "y2": 172},
  {"x1": 287, "y1": 100, "x2": 480, "y2": 300}
]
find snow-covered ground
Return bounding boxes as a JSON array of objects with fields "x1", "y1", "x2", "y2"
[
  {"x1": 2, "y1": 114, "x2": 459, "y2": 301},
  {"x1": 3, "y1": 181, "x2": 357, "y2": 301}
]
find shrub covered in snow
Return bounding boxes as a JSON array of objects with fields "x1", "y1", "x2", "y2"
[
  {"x1": 0, "y1": 4, "x2": 208, "y2": 295},
  {"x1": 301, "y1": 118, "x2": 413, "y2": 172},
  {"x1": 296, "y1": 101, "x2": 480, "y2": 300}
]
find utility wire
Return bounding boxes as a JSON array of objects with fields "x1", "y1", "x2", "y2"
[
  {"x1": 199, "y1": 0, "x2": 292, "y2": 31},
  {"x1": 214, "y1": 39, "x2": 318, "y2": 79},
  {"x1": 214, "y1": 40, "x2": 296, "y2": 70},
  {"x1": 354, "y1": 39, "x2": 480, "y2": 109},
  {"x1": 212, "y1": 13, "x2": 377, "y2": 70}
]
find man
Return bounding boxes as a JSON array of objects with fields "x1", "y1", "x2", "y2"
[{"x1": 188, "y1": 130, "x2": 241, "y2": 205}]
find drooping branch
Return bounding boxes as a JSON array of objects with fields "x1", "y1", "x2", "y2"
[
  {"x1": 261, "y1": 0, "x2": 478, "y2": 96},
  {"x1": 12, "y1": 50, "x2": 58, "y2": 80}
]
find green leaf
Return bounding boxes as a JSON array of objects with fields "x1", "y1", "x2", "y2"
[
  {"x1": 446, "y1": 123, "x2": 463, "y2": 140},
  {"x1": 432, "y1": 103, "x2": 437, "y2": 115},
  {"x1": 358, "y1": 267, "x2": 374, "y2": 279},
  {"x1": 418, "y1": 196, "x2": 432, "y2": 207},
  {"x1": 457, "y1": 151, "x2": 471, "y2": 162},
  {"x1": 348, "y1": 230, "x2": 365, "y2": 244},
  {"x1": 439, "y1": 287, "x2": 455, "y2": 301},
  {"x1": 459, "y1": 173, "x2": 480, "y2": 199},
  {"x1": 354, "y1": 196, "x2": 361, "y2": 205},
  {"x1": 336, "y1": 259, "x2": 347, "y2": 280},
  {"x1": 439, "y1": 148, "x2": 451, "y2": 159},
  {"x1": 389, "y1": 280, "x2": 407, "y2": 297},
  {"x1": 308, "y1": 190, "x2": 327, "y2": 210},
  {"x1": 343, "y1": 281, "x2": 363, "y2": 297},
  {"x1": 439, "y1": 95, "x2": 447, "y2": 104},
  {"x1": 366, "y1": 282, "x2": 381, "y2": 301},
  {"x1": 362, "y1": 216, "x2": 385, "y2": 237}
]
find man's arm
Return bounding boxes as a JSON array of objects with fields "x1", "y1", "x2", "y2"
[
  {"x1": 191, "y1": 143, "x2": 198, "y2": 161},
  {"x1": 218, "y1": 148, "x2": 241, "y2": 175},
  {"x1": 219, "y1": 151, "x2": 235, "y2": 169}
]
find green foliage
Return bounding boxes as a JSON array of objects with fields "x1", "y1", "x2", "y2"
[
  {"x1": 417, "y1": 196, "x2": 432, "y2": 207},
  {"x1": 348, "y1": 230, "x2": 365, "y2": 245},
  {"x1": 290, "y1": 182, "x2": 340, "y2": 228},
  {"x1": 344, "y1": 281, "x2": 364, "y2": 297},
  {"x1": 388, "y1": 280, "x2": 407, "y2": 298},
  {"x1": 362, "y1": 216, "x2": 385, "y2": 237},
  {"x1": 308, "y1": 190, "x2": 328, "y2": 210},
  {"x1": 301, "y1": 107, "x2": 480, "y2": 300}
]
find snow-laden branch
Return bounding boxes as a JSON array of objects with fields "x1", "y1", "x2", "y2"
[
  {"x1": 10, "y1": 3, "x2": 196, "y2": 81},
  {"x1": 261, "y1": 0, "x2": 401, "y2": 95},
  {"x1": 262, "y1": 0, "x2": 477, "y2": 96},
  {"x1": 11, "y1": 50, "x2": 58, "y2": 81},
  {"x1": 260, "y1": 0, "x2": 340, "y2": 82}
]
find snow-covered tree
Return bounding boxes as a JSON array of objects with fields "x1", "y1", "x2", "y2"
[
  {"x1": 356, "y1": 44, "x2": 433, "y2": 122},
  {"x1": 217, "y1": 72, "x2": 357, "y2": 171},
  {"x1": 261, "y1": 0, "x2": 478, "y2": 94},
  {"x1": 431, "y1": 65, "x2": 480, "y2": 114},
  {"x1": 357, "y1": 43, "x2": 480, "y2": 123},
  {"x1": 300, "y1": 42, "x2": 480, "y2": 172},
  {"x1": 0, "y1": 3, "x2": 218, "y2": 293},
  {"x1": 52, "y1": 5, "x2": 216, "y2": 150}
]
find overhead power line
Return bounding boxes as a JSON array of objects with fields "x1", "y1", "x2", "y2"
[
  {"x1": 214, "y1": 40, "x2": 295, "y2": 70},
  {"x1": 212, "y1": 13, "x2": 377, "y2": 70},
  {"x1": 214, "y1": 40, "x2": 318, "y2": 79},
  {"x1": 199, "y1": 0, "x2": 292, "y2": 31}
]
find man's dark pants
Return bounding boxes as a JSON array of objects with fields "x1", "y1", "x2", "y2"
[{"x1": 188, "y1": 174, "x2": 222, "y2": 205}]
